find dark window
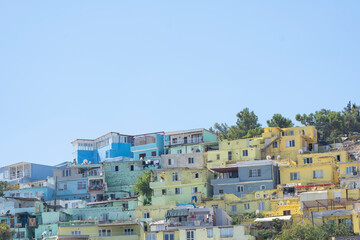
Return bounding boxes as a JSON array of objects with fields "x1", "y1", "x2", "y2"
[
  {"x1": 151, "y1": 151, "x2": 156, "y2": 156},
  {"x1": 228, "y1": 151, "x2": 232, "y2": 160},
  {"x1": 130, "y1": 165, "x2": 134, "y2": 171},
  {"x1": 115, "y1": 166, "x2": 119, "y2": 172},
  {"x1": 283, "y1": 210, "x2": 291, "y2": 215},
  {"x1": 139, "y1": 153, "x2": 146, "y2": 159},
  {"x1": 243, "y1": 150, "x2": 248, "y2": 156},
  {"x1": 162, "y1": 189, "x2": 167, "y2": 195},
  {"x1": 273, "y1": 142, "x2": 278, "y2": 148},
  {"x1": 194, "y1": 173, "x2": 199, "y2": 178},
  {"x1": 216, "y1": 154, "x2": 220, "y2": 160},
  {"x1": 337, "y1": 155, "x2": 341, "y2": 161},
  {"x1": 219, "y1": 189, "x2": 224, "y2": 194}
]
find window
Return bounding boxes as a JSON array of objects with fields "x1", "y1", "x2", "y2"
[
  {"x1": 162, "y1": 189, "x2": 167, "y2": 195},
  {"x1": 99, "y1": 229, "x2": 111, "y2": 237},
  {"x1": 259, "y1": 202, "x2": 265, "y2": 211},
  {"x1": 172, "y1": 138, "x2": 178, "y2": 144},
  {"x1": 242, "y1": 150, "x2": 248, "y2": 156},
  {"x1": 177, "y1": 149, "x2": 182, "y2": 154},
  {"x1": 228, "y1": 151, "x2": 232, "y2": 160},
  {"x1": 249, "y1": 169, "x2": 261, "y2": 177},
  {"x1": 207, "y1": 229, "x2": 213, "y2": 238},
  {"x1": 219, "y1": 189, "x2": 224, "y2": 194},
  {"x1": 72, "y1": 231, "x2": 81, "y2": 235},
  {"x1": 24, "y1": 192, "x2": 33, "y2": 198},
  {"x1": 172, "y1": 172, "x2": 180, "y2": 181},
  {"x1": 337, "y1": 155, "x2": 341, "y2": 161},
  {"x1": 283, "y1": 210, "x2": 291, "y2": 215},
  {"x1": 175, "y1": 188, "x2": 182, "y2": 194},
  {"x1": 260, "y1": 185, "x2": 266, "y2": 190},
  {"x1": 62, "y1": 169, "x2": 71, "y2": 177},
  {"x1": 106, "y1": 151, "x2": 110, "y2": 158},
  {"x1": 194, "y1": 173, "x2": 199, "y2": 179},
  {"x1": 130, "y1": 165, "x2": 134, "y2": 171},
  {"x1": 77, "y1": 181, "x2": 86, "y2": 190},
  {"x1": 216, "y1": 154, "x2": 220, "y2": 160},
  {"x1": 186, "y1": 231, "x2": 195, "y2": 240},
  {"x1": 220, "y1": 228, "x2": 233, "y2": 237},
  {"x1": 286, "y1": 140, "x2": 295, "y2": 147},
  {"x1": 124, "y1": 229, "x2": 134, "y2": 235},
  {"x1": 164, "y1": 232, "x2": 175, "y2": 240},
  {"x1": 273, "y1": 142, "x2": 278, "y2": 148},
  {"x1": 237, "y1": 185, "x2": 244, "y2": 192},
  {"x1": 143, "y1": 212, "x2": 150, "y2": 218},
  {"x1": 303, "y1": 158, "x2": 313, "y2": 164},
  {"x1": 168, "y1": 159, "x2": 174, "y2": 166},
  {"x1": 290, "y1": 172, "x2": 300, "y2": 180},
  {"x1": 313, "y1": 170, "x2": 323, "y2": 179},
  {"x1": 232, "y1": 205, "x2": 237, "y2": 212},
  {"x1": 151, "y1": 151, "x2": 156, "y2": 156},
  {"x1": 59, "y1": 183, "x2": 67, "y2": 191},
  {"x1": 102, "y1": 213, "x2": 109, "y2": 221},
  {"x1": 192, "y1": 187, "x2": 198, "y2": 193},
  {"x1": 346, "y1": 166, "x2": 357, "y2": 175},
  {"x1": 288, "y1": 130, "x2": 294, "y2": 136},
  {"x1": 244, "y1": 203, "x2": 250, "y2": 210},
  {"x1": 16, "y1": 232, "x2": 25, "y2": 238},
  {"x1": 188, "y1": 158, "x2": 194, "y2": 164},
  {"x1": 115, "y1": 166, "x2": 119, "y2": 172},
  {"x1": 146, "y1": 233, "x2": 156, "y2": 240}
]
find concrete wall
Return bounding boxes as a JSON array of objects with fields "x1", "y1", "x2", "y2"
[{"x1": 161, "y1": 152, "x2": 204, "y2": 169}]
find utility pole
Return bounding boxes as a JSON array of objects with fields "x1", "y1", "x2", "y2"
[{"x1": 54, "y1": 176, "x2": 57, "y2": 211}]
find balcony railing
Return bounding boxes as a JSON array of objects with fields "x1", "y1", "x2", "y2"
[
  {"x1": 165, "y1": 138, "x2": 203, "y2": 146},
  {"x1": 88, "y1": 184, "x2": 105, "y2": 191}
]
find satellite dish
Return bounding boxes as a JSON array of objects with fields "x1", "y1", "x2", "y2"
[
  {"x1": 277, "y1": 155, "x2": 281, "y2": 160},
  {"x1": 278, "y1": 201, "x2": 284, "y2": 205},
  {"x1": 298, "y1": 149, "x2": 304, "y2": 154},
  {"x1": 83, "y1": 159, "x2": 89, "y2": 165},
  {"x1": 266, "y1": 155, "x2": 271, "y2": 160}
]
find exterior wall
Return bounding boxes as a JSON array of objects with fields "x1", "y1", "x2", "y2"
[
  {"x1": 134, "y1": 204, "x2": 176, "y2": 221},
  {"x1": 161, "y1": 152, "x2": 204, "y2": 169},
  {"x1": 0, "y1": 163, "x2": 56, "y2": 184},
  {"x1": 211, "y1": 162, "x2": 279, "y2": 197},
  {"x1": 151, "y1": 169, "x2": 214, "y2": 205},
  {"x1": 202, "y1": 129, "x2": 218, "y2": 143},
  {"x1": 206, "y1": 138, "x2": 263, "y2": 168},
  {"x1": 103, "y1": 161, "x2": 144, "y2": 197},
  {"x1": 178, "y1": 225, "x2": 254, "y2": 240},
  {"x1": 169, "y1": 144, "x2": 205, "y2": 155},
  {"x1": 65, "y1": 206, "x2": 134, "y2": 221},
  {"x1": 263, "y1": 126, "x2": 318, "y2": 161},
  {"x1": 4, "y1": 186, "x2": 54, "y2": 201},
  {"x1": 280, "y1": 154, "x2": 339, "y2": 185},
  {"x1": 58, "y1": 223, "x2": 140, "y2": 240},
  {"x1": 131, "y1": 134, "x2": 164, "y2": 160}
]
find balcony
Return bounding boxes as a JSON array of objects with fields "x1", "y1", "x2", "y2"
[
  {"x1": 88, "y1": 184, "x2": 105, "y2": 191},
  {"x1": 165, "y1": 137, "x2": 203, "y2": 147}
]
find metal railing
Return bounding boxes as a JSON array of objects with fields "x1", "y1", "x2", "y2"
[{"x1": 165, "y1": 138, "x2": 203, "y2": 146}]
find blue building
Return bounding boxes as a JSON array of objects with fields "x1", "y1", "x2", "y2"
[
  {"x1": 130, "y1": 132, "x2": 164, "y2": 162},
  {"x1": 53, "y1": 163, "x2": 106, "y2": 202},
  {"x1": 211, "y1": 160, "x2": 279, "y2": 198},
  {"x1": 72, "y1": 132, "x2": 133, "y2": 164},
  {"x1": 0, "y1": 162, "x2": 57, "y2": 184},
  {"x1": 4, "y1": 179, "x2": 55, "y2": 201}
]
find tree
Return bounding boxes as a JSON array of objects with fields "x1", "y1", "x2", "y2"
[
  {"x1": 277, "y1": 223, "x2": 353, "y2": 240},
  {"x1": 235, "y1": 108, "x2": 263, "y2": 138},
  {"x1": 0, "y1": 222, "x2": 13, "y2": 240},
  {"x1": 267, "y1": 114, "x2": 294, "y2": 128},
  {"x1": 0, "y1": 181, "x2": 8, "y2": 197},
  {"x1": 343, "y1": 101, "x2": 360, "y2": 136},
  {"x1": 134, "y1": 171, "x2": 153, "y2": 205},
  {"x1": 295, "y1": 109, "x2": 343, "y2": 143},
  {"x1": 257, "y1": 218, "x2": 285, "y2": 239},
  {"x1": 210, "y1": 108, "x2": 263, "y2": 140}
]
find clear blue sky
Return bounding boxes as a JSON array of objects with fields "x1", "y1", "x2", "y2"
[{"x1": 0, "y1": 1, "x2": 359, "y2": 167}]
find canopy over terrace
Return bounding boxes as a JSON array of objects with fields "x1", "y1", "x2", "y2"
[{"x1": 302, "y1": 198, "x2": 357, "y2": 211}]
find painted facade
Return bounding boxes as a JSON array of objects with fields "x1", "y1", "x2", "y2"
[{"x1": 211, "y1": 160, "x2": 279, "y2": 198}]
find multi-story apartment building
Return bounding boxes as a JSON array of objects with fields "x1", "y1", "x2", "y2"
[
  {"x1": 211, "y1": 160, "x2": 279, "y2": 198},
  {"x1": 72, "y1": 132, "x2": 133, "y2": 164},
  {"x1": 150, "y1": 168, "x2": 214, "y2": 205},
  {"x1": 164, "y1": 129, "x2": 217, "y2": 155},
  {"x1": 0, "y1": 162, "x2": 57, "y2": 184},
  {"x1": 263, "y1": 126, "x2": 319, "y2": 161}
]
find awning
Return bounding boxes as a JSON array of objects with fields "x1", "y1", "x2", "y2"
[
  {"x1": 165, "y1": 209, "x2": 189, "y2": 219},
  {"x1": 254, "y1": 216, "x2": 292, "y2": 223},
  {"x1": 296, "y1": 183, "x2": 333, "y2": 189}
]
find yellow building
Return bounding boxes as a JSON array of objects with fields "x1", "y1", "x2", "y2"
[
  {"x1": 206, "y1": 137, "x2": 264, "y2": 169},
  {"x1": 279, "y1": 152, "x2": 340, "y2": 186},
  {"x1": 263, "y1": 126, "x2": 318, "y2": 161},
  {"x1": 57, "y1": 220, "x2": 141, "y2": 240}
]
